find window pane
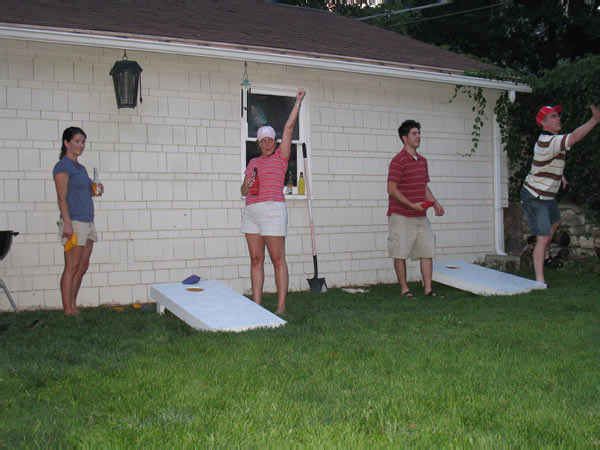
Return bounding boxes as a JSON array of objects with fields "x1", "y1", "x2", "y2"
[
  {"x1": 248, "y1": 93, "x2": 299, "y2": 141},
  {"x1": 287, "y1": 144, "x2": 297, "y2": 187},
  {"x1": 245, "y1": 141, "x2": 261, "y2": 167}
]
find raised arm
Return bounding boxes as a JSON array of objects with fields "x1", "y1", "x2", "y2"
[
  {"x1": 280, "y1": 88, "x2": 306, "y2": 160},
  {"x1": 567, "y1": 104, "x2": 600, "y2": 147}
]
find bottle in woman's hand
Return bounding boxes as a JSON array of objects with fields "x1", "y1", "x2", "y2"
[
  {"x1": 250, "y1": 168, "x2": 259, "y2": 196},
  {"x1": 92, "y1": 167, "x2": 103, "y2": 197}
]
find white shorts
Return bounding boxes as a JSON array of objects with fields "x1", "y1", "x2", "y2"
[
  {"x1": 58, "y1": 219, "x2": 98, "y2": 246},
  {"x1": 241, "y1": 201, "x2": 288, "y2": 237}
]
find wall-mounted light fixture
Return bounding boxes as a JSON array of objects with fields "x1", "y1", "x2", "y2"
[{"x1": 110, "y1": 50, "x2": 143, "y2": 109}]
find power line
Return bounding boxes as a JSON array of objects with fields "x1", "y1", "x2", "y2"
[
  {"x1": 394, "y1": 2, "x2": 512, "y2": 27},
  {"x1": 357, "y1": 0, "x2": 454, "y2": 22}
]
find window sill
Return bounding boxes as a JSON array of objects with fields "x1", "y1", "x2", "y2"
[{"x1": 285, "y1": 194, "x2": 307, "y2": 200}]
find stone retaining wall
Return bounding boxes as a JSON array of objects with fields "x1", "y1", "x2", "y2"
[{"x1": 504, "y1": 201, "x2": 600, "y2": 266}]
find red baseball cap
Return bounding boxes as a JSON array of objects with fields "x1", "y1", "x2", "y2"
[{"x1": 536, "y1": 105, "x2": 562, "y2": 126}]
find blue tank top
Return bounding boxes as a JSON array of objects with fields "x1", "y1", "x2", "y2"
[{"x1": 52, "y1": 157, "x2": 94, "y2": 222}]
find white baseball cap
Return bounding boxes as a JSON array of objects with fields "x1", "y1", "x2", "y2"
[{"x1": 257, "y1": 126, "x2": 276, "y2": 141}]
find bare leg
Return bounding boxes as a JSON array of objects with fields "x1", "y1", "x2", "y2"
[
  {"x1": 70, "y1": 240, "x2": 93, "y2": 314},
  {"x1": 421, "y1": 257, "x2": 433, "y2": 295},
  {"x1": 245, "y1": 233, "x2": 265, "y2": 304},
  {"x1": 265, "y1": 236, "x2": 288, "y2": 314},
  {"x1": 533, "y1": 235, "x2": 552, "y2": 284},
  {"x1": 61, "y1": 246, "x2": 83, "y2": 315},
  {"x1": 393, "y1": 258, "x2": 410, "y2": 295},
  {"x1": 60, "y1": 240, "x2": 93, "y2": 315},
  {"x1": 545, "y1": 220, "x2": 562, "y2": 260}
]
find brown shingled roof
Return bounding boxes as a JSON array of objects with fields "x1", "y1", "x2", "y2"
[{"x1": 0, "y1": 0, "x2": 493, "y2": 73}]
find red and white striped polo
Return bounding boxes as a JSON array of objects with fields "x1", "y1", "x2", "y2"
[
  {"x1": 387, "y1": 148, "x2": 430, "y2": 217},
  {"x1": 244, "y1": 146, "x2": 289, "y2": 205}
]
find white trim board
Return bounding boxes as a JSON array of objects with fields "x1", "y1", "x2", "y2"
[
  {"x1": 0, "y1": 26, "x2": 530, "y2": 93},
  {"x1": 432, "y1": 260, "x2": 546, "y2": 296},
  {"x1": 151, "y1": 280, "x2": 286, "y2": 332}
]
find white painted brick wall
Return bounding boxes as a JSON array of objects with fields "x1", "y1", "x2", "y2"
[{"x1": 0, "y1": 39, "x2": 505, "y2": 311}]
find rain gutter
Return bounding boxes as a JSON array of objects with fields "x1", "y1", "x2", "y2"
[{"x1": 0, "y1": 25, "x2": 531, "y2": 93}]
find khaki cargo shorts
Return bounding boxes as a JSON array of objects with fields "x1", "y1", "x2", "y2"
[
  {"x1": 58, "y1": 219, "x2": 98, "y2": 246},
  {"x1": 388, "y1": 214, "x2": 435, "y2": 260}
]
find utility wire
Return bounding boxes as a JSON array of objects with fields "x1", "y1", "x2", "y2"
[
  {"x1": 400, "y1": 2, "x2": 512, "y2": 26},
  {"x1": 357, "y1": 1, "x2": 454, "y2": 22},
  {"x1": 366, "y1": 2, "x2": 512, "y2": 28}
]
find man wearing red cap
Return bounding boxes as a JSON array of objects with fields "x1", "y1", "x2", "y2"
[{"x1": 521, "y1": 103, "x2": 600, "y2": 285}]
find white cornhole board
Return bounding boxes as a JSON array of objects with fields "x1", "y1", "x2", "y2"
[
  {"x1": 432, "y1": 259, "x2": 546, "y2": 296},
  {"x1": 150, "y1": 280, "x2": 286, "y2": 332}
]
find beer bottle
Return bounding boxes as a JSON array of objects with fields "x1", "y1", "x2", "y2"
[
  {"x1": 298, "y1": 172, "x2": 305, "y2": 195},
  {"x1": 92, "y1": 168, "x2": 102, "y2": 197},
  {"x1": 250, "y1": 168, "x2": 259, "y2": 196}
]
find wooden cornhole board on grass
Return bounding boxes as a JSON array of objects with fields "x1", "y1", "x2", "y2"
[
  {"x1": 150, "y1": 280, "x2": 286, "y2": 332},
  {"x1": 432, "y1": 259, "x2": 546, "y2": 296}
]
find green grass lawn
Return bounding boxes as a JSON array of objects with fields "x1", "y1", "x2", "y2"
[{"x1": 2, "y1": 261, "x2": 599, "y2": 447}]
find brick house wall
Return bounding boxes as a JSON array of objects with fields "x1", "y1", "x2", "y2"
[{"x1": 0, "y1": 39, "x2": 507, "y2": 310}]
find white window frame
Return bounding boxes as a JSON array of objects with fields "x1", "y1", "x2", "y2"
[{"x1": 240, "y1": 84, "x2": 311, "y2": 198}]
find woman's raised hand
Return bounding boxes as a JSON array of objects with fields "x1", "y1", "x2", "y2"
[{"x1": 297, "y1": 88, "x2": 306, "y2": 104}]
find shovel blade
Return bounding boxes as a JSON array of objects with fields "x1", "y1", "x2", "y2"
[{"x1": 307, "y1": 277, "x2": 327, "y2": 294}]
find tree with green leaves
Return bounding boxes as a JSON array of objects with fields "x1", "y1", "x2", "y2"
[{"x1": 357, "y1": 0, "x2": 600, "y2": 74}]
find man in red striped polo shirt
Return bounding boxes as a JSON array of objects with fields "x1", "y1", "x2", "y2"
[
  {"x1": 521, "y1": 103, "x2": 600, "y2": 286},
  {"x1": 387, "y1": 120, "x2": 445, "y2": 299}
]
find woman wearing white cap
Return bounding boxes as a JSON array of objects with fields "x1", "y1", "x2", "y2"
[{"x1": 241, "y1": 88, "x2": 306, "y2": 315}]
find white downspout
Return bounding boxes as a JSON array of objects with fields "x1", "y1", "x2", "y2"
[{"x1": 493, "y1": 112, "x2": 507, "y2": 256}]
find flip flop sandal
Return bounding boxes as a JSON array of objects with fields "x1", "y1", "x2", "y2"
[
  {"x1": 425, "y1": 291, "x2": 445, "y2": 298},
  {"x1": 402, "y1": 291, "x2": 416, "y2": 298}
]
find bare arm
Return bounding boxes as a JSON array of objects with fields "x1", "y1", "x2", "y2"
[
  {"x1": 54, "y1": 172, "x2": 73, "y2": 237},
  {"x1": 387, "y1": 180, "x2": 423, "y2": 211},
  {"x1": 426, "y1": 185, "x2": 445, "y2": 216},
  {"x1": 241, "y1": 174, "x2": 251, "y2": 196},
  {"x1": 280, "y1": 88, "x2": 306, "y2": 160},
  {"x1": 567, "y1": 104, "x2": 600, "y2": 147}
]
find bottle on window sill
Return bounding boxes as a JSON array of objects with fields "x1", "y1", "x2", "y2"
[
  {"x1": 298, "y1": 172, "x2": 305, "y2": 195},
  {"x1": 286, "y1": 170, "x2": 293, "y2": 195}
]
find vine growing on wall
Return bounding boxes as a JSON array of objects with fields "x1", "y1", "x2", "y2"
[{"x1": 448, "y1": 85, "x2": 487, "y2": 155}]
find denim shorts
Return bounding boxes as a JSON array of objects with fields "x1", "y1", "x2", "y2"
[{"x1": 521, "y1": 187, "x2": 561, "y2": 236}]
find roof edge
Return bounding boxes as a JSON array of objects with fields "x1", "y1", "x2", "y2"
[{"x1": 0, "y1": 24, "x2": 531, "y2": 93}]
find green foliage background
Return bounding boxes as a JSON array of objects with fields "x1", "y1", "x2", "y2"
[
  {"x1": 280, "y1": 1, "x2": 600, "y2": 215},
  {"x1": 499, "y1": 55, "x2": 600, "y2": 216}
]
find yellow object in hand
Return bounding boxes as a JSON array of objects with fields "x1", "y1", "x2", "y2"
[{"x1": 64, "y1": 234, "x2": 78, "y2": 252}]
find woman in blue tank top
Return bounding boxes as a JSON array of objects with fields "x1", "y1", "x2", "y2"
[{"x1": 53, "y1": 127, "x2": 103, "y2": 315}]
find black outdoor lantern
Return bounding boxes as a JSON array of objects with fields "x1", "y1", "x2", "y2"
[{"x1": 110, "y1": 51, "x2": 143, "y2": 109}]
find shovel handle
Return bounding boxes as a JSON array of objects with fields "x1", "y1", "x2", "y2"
[{"x1": 302, "y1": 144, "x2": 317, "y2": 257}]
